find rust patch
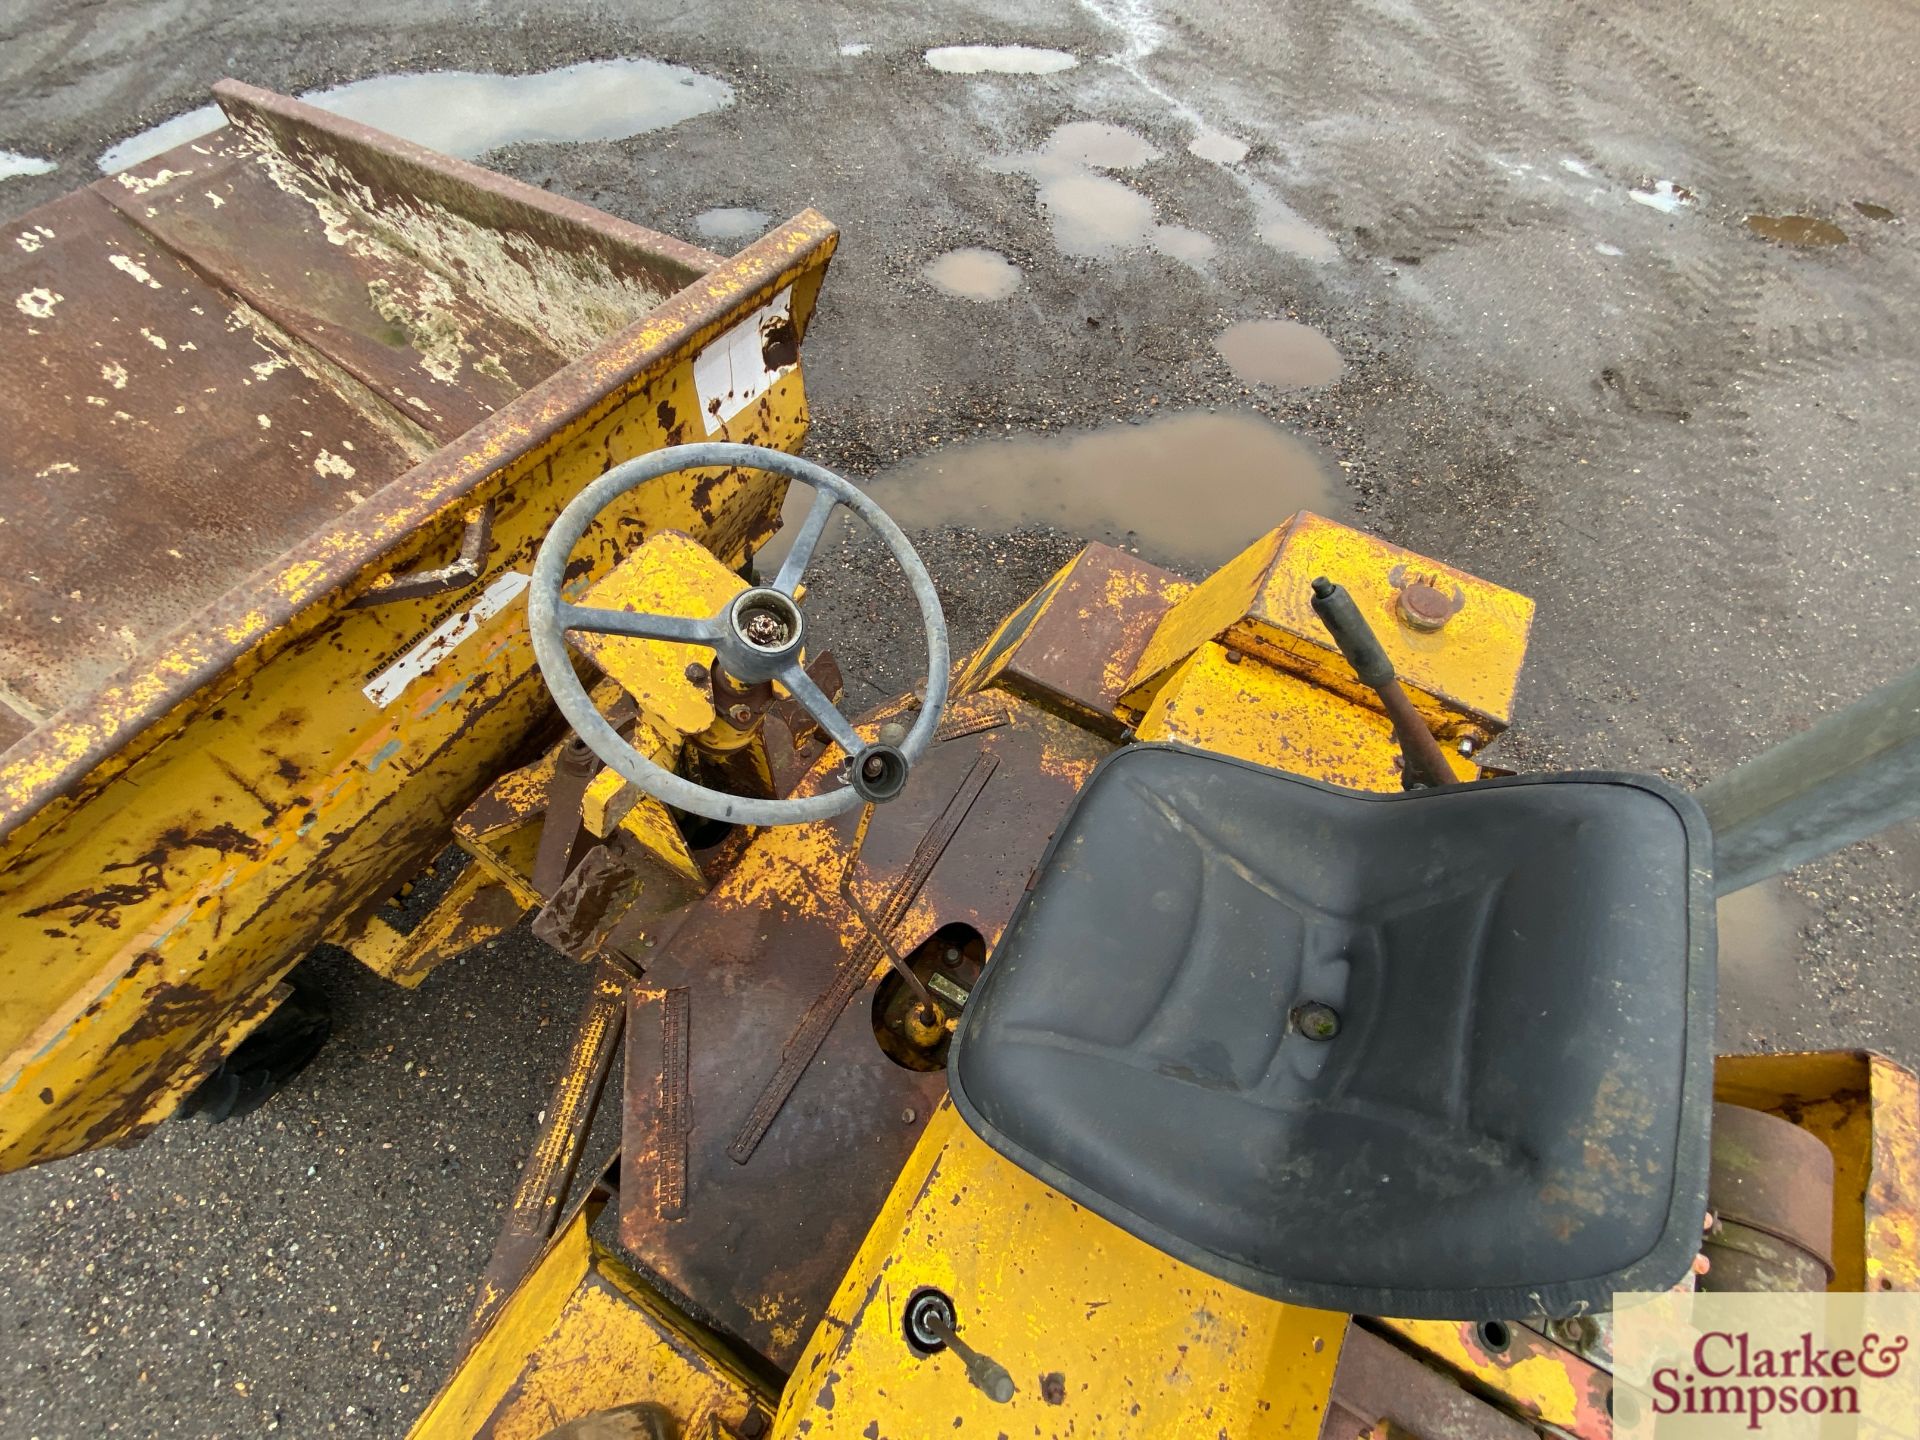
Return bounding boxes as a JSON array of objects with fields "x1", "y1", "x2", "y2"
[
  {"x1": 617, "y1": 701, "x2": 1108, "y2": 1369},
  {"x1": 1040, "y1": 1372, "x2": 1066, "y2": 1405},
  {"x1": 23, "y1": 823, "x2": 264, "y2": 926},
  {"x1": 994, "y1": 544, "x2": 1184, "y2": 736}
]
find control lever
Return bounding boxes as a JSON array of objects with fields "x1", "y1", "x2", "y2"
[
  {"x1": 1310, "y1": 577, "x2": 1457, "y2": 789},
  {"x1": 906, "y1": 1291, "x2": 1015, "y2": 1403}
]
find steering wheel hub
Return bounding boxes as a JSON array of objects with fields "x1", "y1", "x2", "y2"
[{"x1": 721, "y1": 588, "x2": 806, "y2": 679}]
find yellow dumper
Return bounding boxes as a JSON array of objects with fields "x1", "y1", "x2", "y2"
[
  {"x1": 397, "y1": 435, "x2": 1917, "y2": 1437},
  {"x1": 0, "y1": 81, "x2": 836, "y2": 1168}
]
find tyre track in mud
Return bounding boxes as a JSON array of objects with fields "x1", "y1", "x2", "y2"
[
  {"x1": 1532, "y1": 6, "x2": 1876, "y2": 660},
  {"x1": 1282, "y1": 0, "x2": 1557, "y2": 264}
]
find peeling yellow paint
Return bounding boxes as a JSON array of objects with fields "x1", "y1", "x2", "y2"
[
  {"x1": 15, "y1": 287, "x2": 62, "y2": 319},
  {"x1": 106, "y1": 253, "x2": 164, "y2": 289},
  {"x1": 114, "y1": 166, "x2": 195, "y2": 196}
]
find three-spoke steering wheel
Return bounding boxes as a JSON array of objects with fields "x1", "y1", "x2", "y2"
[{"x1": 527, "y1": 443, "x2": 949, "y2": 826}]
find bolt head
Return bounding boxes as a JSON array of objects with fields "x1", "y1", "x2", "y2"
[
  {"x1": 684, "y1": 661, "x2": 710, "y2": 686},
  {"x1": 728, "y1": 703, "x2": 753, "y2": 725},
  {"x1": 1398, "y1": 581, "x2": 1454, "y2": 631},
  {"x1": 1290, "y1": 1000, "x2": 1341, "y2": 1041}
]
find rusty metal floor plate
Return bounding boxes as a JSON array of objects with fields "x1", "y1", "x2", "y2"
[
  {"x1": 100, "y1": 133, "x2": 569, "y2": 443},
  {"x1": 617, "y1": 697, "x2": 1107, "y2": 1368},
  {"x1": 0, "y1": 123, "x2": 582, "y2": 727},
  {"x1": 1, "y1": 183, "x2": 425, "y2": 717}
]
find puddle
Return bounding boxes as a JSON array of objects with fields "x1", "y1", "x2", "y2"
[
  {"x1": 98, "y1": 58, "x2": 733, "y2": 173},
  {"x1": 0, "y1": 150, "x2": 57, "y2": 181},
  {"x1": 1041, "y1": 120, "x2": 1159, "y2": 169},
  {"x1": 923, "y1": 247, "x2": 1023, "y2": 301},
  {"x1": 99, "y1": 106, "x2": 223, "y2": 172},
  {"x1": 1629, "y1": 179, "x2": 1694, "y2": 214},
  {"x1": 1214, "y1": 319, "x2": 1345, "y2": 390},
  {"x1": 1251, "y1": 185, "x2": 1339, "y2": 262},
  {"x1": 1853, "y1": 200, "x2": 1898, "y2": 221},
  {"x1": 838, "y1": 42, "x2": 872, "y2": 57},
  {"x1": 693, "y1": 207, "x2": 771, "y2": 243},
  {"x1": 1716, "y1": 880, "x2": 1812, "y2": 1036},
  {"x1": 1188, "y1": 130, "x2": 1249, "y2": 166},
  {"x1": 766, "y1": 411, "x2": 1341, "y2": 572},
  {"x1": 1038, "y1": 171, "x2": 1158, "y2": 255},
  {"x1": 1151, "y1": 225, "x2": 1216, "y2": 264},
  {"x1": 995, "y1": 119, "x2": 1218, "y2": 265},
  {"x1": 924, "y1": 45, "x2": 1078, "y2": 75},
  {"x1": 1745, "y1": 213, "x2": 1849, "y2": 247}
]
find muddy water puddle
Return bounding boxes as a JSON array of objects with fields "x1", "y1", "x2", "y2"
[
  {"x1": 1041, "y1": 120, "x2": 1158, "y2": 169},
  {"x1": 1215, "y1": 319, "x2": 1344, "y2": 390},
  {"x1": 1249, "y1": 185, "x2": 1339, "y2": 262},
  {"x1": 1716, "y1": 880, "x2": 1813, "y2": 1038},
  {"x1": 1188, "y1": 130, "x2": 1249, "y2": 166},
  {"x1": 923, "y1": 247, "x2": 1023, "y2": 301},
  {"x1": 996, "y1": 120, "x2": 1219, "y2": 267},
  {"x1": 764, "y1": 411, "x2": 1340, "y2": 573},
  {"x1": 694, "y1": 207, "x2": 771, "y2": 243},
  {"x1": 1151, "y1": 225, "x2": 1217, "y2": 264},
  {"x1": 1853, "y1": 200, "x2": 1898, "y2": 221},
  {"x1": 1037, "y1": 171, "x2": 1157, "y2": 255},
  {"x1": 1745, "y1": 213, "x2": 1849, "y2": 247},
  {"x1": 99, "y1": 58, "x2": 733, "y2": 172},
  {"x1": 923, "y1": 45, "x2": 1078, "y2": 75}
]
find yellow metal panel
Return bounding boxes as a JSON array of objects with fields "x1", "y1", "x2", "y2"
[
  {"x1": 1236, "y1": 513, "x2": 1534, "y2": 732},
  {"x1": 1124, "y1": 514, "x2": 1534, "y2": 740},
  {"x1": 582, "y1": 770, "x2": 638, "y2": 839},
  {"x1": 1136, "y1": 642, "x2": 1477, "y2": 789},
  {"x1": 458, "y1": 750, "x2": 564, "y2": 909},
  {"x1": 336, "y1": 866, "x2": 525, "y2": 989},
  {"x1": 0, "y1": 225, "x2": 829, "y2": 1169},
  {"x1": 571, "y1": 532, "x2": 748, "y2": 740},
  {"x1": 778, "y1": 1104, "x2": 1346, "y2": 1439},
  {"x1": 411, "y1": 1203, "x2": 770, "y2": 1440},
  {"x1": 1865, "y1": 1055, "x2": 1919, "y2": 1292},
  {"x1": 329, "y1": 910, "x2": 413, "y2": 976},
  {"x1": 614, "y1": 796, "x2": 705, "y2": 890},
  {"x1": 1123, "y1": 528, "x2": 1288, "y2": 705}
]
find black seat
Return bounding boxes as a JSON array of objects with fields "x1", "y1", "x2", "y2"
[{"x1": 948, "y1": 744, "x2": 1715, "y2": 1319}]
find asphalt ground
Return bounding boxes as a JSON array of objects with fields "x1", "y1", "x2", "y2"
[{"x1": 2, "y1": 1, "x2": 1916, "y2": 1434}]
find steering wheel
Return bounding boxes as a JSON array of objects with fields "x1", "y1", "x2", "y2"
[{"x1": 528, "y1": 442, "x2": 949, "y2": 826}]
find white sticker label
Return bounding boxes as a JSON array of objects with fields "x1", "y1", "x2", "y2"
[
  {"x1": 363, "y1": 570, "x2": 531, "y2": 709},
  {"x1": 693, "y1": 285, "x2": 795, "y2": 435}
]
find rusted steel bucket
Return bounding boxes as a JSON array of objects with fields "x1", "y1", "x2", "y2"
[{"x1": 0, "y1": 81, "x2": 836, "y2": 1169}]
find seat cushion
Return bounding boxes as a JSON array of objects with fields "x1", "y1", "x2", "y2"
[{"x1": 948, "y1": 744, "x2": 1715, "y2": 1319}]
